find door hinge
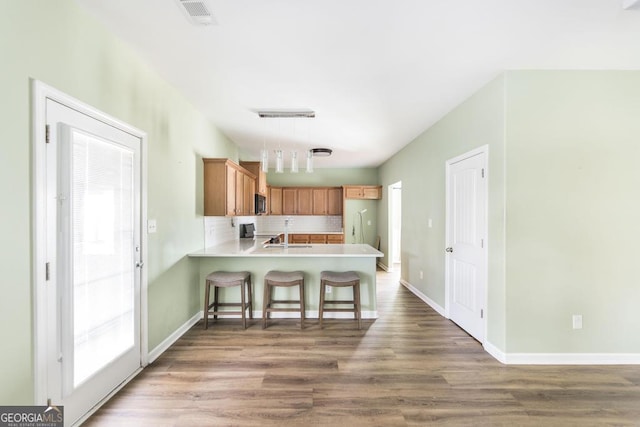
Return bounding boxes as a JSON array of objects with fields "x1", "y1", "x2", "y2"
[
  {"x1": 480, "y1": 309, "x2": 484, "y2": 319},
  {"x1": 481, "y1": 239, "x2": 484, "y2": 248},
  {"x1": 45, "y1": 125, "x2": 50, "y2": 144},
  {"x1": 45, "y1": 262, "x2": 50, "y2": 281},
  {"x1": 481, "y1": 168, "x2": 485, "y2": 178}
]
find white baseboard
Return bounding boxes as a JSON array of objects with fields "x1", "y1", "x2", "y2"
[
  {"x1": 399, "y1": 279, "x2": 446, "y2": 317},
  {"x1": 147, "y1": 311, "x2": 202, "y2": 363},
  {"x1": 504, "y1": 352, "x2": 640, "y2": 365},
  {"x1": 377, "y1": 262, "x2": 390, "y2": 272},
  {"x1": 483, "y1": 340, "x2": 507, "y2": 364}
]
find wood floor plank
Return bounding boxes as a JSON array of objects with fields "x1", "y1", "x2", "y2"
[{"x1": 84, "y1": 269, "x2": 640, "y2": 426}]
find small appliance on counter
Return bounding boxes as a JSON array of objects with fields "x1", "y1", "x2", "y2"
[{"x1": 240, "y1": 223, "x2": 255, "y2": 238}]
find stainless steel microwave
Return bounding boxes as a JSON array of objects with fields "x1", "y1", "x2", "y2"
[{"x1": 255, "y1": 194, "x2": 266, "y2": 215}]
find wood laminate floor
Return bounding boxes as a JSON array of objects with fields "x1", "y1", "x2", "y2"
[{"x1": 85, "y1": 270, "x2": 640, "y2": 426}]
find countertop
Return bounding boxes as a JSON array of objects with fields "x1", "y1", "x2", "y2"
[{"x1": 189, "y1": 239, "x2": 382, "y2": 258}]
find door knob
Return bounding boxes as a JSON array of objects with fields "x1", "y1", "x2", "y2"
[{"x1": 445, "y1": 247, "x2": 453, "y2": 253}]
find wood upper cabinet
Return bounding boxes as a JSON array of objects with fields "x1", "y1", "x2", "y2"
[
  {"x1": 312, "y1": 189, "x2": 328, "y2": 215},
  {"x1": 282, "y1": 188, "x2": 298, "y2": 215},
  {"x1": 343, "y1": 185, "x2": 382, "y2": 200},
  {"x1": 327, "y1": 187, "x2": 343, "y2": 215},
  {"x1": 243, "y1": 174, "x2": 255, "y2": 215},
  {"x1": 297, "y1": 188, "x2": 313, "y2": 215},
  {"x1": 239, "y1": 161, "x2": 267, "y2": 196},
  {"x1": 203, "y1": 158, "x2": 256, "y2": 216},
  {"x1": 269, "y1": 186, "x2": 283, "y2": 215}
]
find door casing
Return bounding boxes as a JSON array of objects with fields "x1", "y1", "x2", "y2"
[{"x1": 31, "y1": 80, "x2": 148, "y2": 409}]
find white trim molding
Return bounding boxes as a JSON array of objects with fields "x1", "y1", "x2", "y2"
[
  {"x1": 504, "y1": 353, "x2": 640, "y2": 365},
  {"x1": 148, "y1": 312, "x2": 203, "y2": 363},
  {"x1": 399, "y1": 279, "x2": 446, "y2": 317}
]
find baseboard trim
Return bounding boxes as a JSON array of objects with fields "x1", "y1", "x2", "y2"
[
  {"x1": 483, "y1": 340, "x2": 507, "y2": 364},
  {"x1": 147, "y1": 311, "x2": 202, "y2": 363},
  {"x1": 377, "y1": 262, "x2": 390, "y2": 272},
  {"x1": 504, "y1": 353, "x2": 640, "y2": 365},
  {"x1": 399, "y1": 279, "x2": 446, "y2": 317}
]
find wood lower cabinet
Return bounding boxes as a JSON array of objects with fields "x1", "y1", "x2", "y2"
[
  {"x1": 288, "y1": 233, "x2": 344, "y2": 244},
  {"x1": 326, "y1": 234, "x2": 344, "y2": 244},
  {"x1": 203, "y1": 158, "x2": 256, "y2": 216}
]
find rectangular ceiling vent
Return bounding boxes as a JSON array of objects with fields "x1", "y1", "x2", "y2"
[{"x1": 176, "y1": 0, "x2": 216, "y2": 25}]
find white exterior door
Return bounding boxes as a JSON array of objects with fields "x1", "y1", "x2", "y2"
[
  {"x1": 445, "y1": 147, "x2": 487, "y2": 342},
  {"x1": 44, "y1": 97, "x2": 143, "y2": 425}
]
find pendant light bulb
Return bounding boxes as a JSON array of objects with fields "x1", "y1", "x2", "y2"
[
  {"x1": 306, "y1": 149, "x2": 314, "y2": 173},
  {"x1": 291, "y1": 150, "x2": 299, "y2": 173},
  {"x1": 275, "y1": 149, "x2": 284, "y2": 173},
  {"x1": 260, "y1": 148, "x2": 269, "y2": 173}
]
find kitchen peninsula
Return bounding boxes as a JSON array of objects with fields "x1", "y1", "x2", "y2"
[{"x1": 189, "y1": 241, "x2": 383, "y2": 320}]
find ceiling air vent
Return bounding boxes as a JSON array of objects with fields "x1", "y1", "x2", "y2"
[{"x1": 176, "y1": 0, "x2": 216, "y2": 25}]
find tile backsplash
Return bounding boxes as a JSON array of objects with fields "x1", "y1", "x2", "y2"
[{"x1": 204, "y1": 215, "x2": 343, "y2": 248}]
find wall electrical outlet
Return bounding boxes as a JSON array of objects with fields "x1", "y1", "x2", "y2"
[
  {"x1": 326, "y1": 286, "x2": 332, "y2": 294},
  {"x1": 572, "y1": 314, "x2": 583, "y2": 330},
  {"x1": 419, "y1": 270, "x2": 423, "y2": 279},
  {"x1": 147, "y1": 219, "x2": 157, "y2": 233}
]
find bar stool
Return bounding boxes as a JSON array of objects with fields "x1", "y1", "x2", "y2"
[
  {"x1": 262, "y1": 270, "x2": 305, "y2": 329},
  {"x1": 319, "y1": 271, "x2": 362, "y2": 329},
  {"x1": 204, "y1": 271, "x2": 252, "y2": 329}
]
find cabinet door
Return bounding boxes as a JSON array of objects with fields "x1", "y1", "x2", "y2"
[
  {"x1": 309, "y1": 234, "x2": 327, "y2": 244},
  {"x1": 312, "y1": 188, "x2": 328, "y2": 215},
  {"x1": 282, "y1": 188, "x2": 298, "y2": 214},
  {"x1": 270, "y1": 187, "x2": 283, "y2": 215},
  {"x1": 235, "y1": 169, "x2": 244, "y2": 215},
  {"x1": 297, "y1": 188, "x2": 313, "y2": 215},
  {"x1": 327, "y1": 234, "x2": 344, "y2": 244},
  {"x1": 226, "y1": 166, "x2": 237, "y2": 216},
  {"x1": 327, "y1": 187, "x2": 342, "y2": 215},
  {"x1": 363, "y1": 186, "x2": 381, "y2": 199},
  {"x1": 344, "y1": 186, "x2": 363, "y2": 199},
  {"x1": 244, "y1": 175, "x2": 255, "y2": 215},
  {"x1": 290, "y1": 234, "x2": 310, "y2": 244}
]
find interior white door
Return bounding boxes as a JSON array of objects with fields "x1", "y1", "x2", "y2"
[
  {"x1": 445, "y1": 148, "x2": 487, "y2": 342},
  {"x1": 45, "y1": 98, "x2": 142, "y2": 426}
]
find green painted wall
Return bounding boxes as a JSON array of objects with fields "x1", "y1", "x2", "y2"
[
  {"x1": 378, "y1": 75, "x2": 507, "y2": 350},
  {"x1": 378, "y1": 70, "x2": 640, "y2": 356},
  {"x1": 0, "y1": 0, "x2": 237, "y2": 404},
  {"x1": 504, "y1": 71, "x2": 640, "y2": 353},
  {"x1": 264, "y1": 167, "x2": 378, "y2": 187}
]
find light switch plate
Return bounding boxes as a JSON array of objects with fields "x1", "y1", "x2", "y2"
[{"x1": 148, "y1": 219, "x2": 157, "y2": 234}]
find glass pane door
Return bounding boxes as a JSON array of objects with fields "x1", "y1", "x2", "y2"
[{"x1": 62, "y1": 128, "x2": 136, "y2": 391}]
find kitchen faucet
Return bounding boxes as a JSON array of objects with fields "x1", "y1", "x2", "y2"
[{"x1": 283, "y1": 217, "x2": 291, "y2": 248}]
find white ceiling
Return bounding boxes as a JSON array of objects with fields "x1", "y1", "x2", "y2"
[{"x1": 76, "y1": 0, "x2": 640, "y2": 168}]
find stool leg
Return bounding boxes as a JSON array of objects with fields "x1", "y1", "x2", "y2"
[
  {"x1": 247, "y1": 276, "x2": 253, "y2": 320},
  {"x1": 299, "y1": 279, "x2": 305, "y2": 330},
  {"x1": 319, "y1": 280, "x2": 325, "y2": 329},
  {"x1": 262, "y1": 281, "x2": 269, "y2": 329},
  {"x1": 240, "y1": 279, "x2": 247, "y2": 329},
  {"x1": 204, "y1": 280, "x2": 210, "y2": 329},
  {"x1": 213, "y1": 286, "x2": 219, "y2": 320},
  {"x1": 355, "y1": 282, "x2": 362, "y2": 330}
]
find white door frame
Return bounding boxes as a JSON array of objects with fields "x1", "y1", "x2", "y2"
[
  {"x1": 31, "y1": 80, "x2": 148, "y2": 405},
  {"x1": 444, "y1": 145, "x2": 488, "y2": 342},
  {"x1": 387, "y1": 181, "x2": 402, "y2": 272}
]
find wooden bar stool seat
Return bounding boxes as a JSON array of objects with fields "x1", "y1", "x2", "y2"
[
  {"x1": 263, "y1": 270, "x2": 305, "y2": 329},
  {"x1": 204, "y1": 271, "x2": 252, "y2": 329},
  {"x1": 319, "y1": 271, "x2": 362, "y2": 329}
]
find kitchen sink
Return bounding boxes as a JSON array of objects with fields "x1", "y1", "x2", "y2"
[{"x1": 263, "y1": 243, "x2": 312, "y2": 248}]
